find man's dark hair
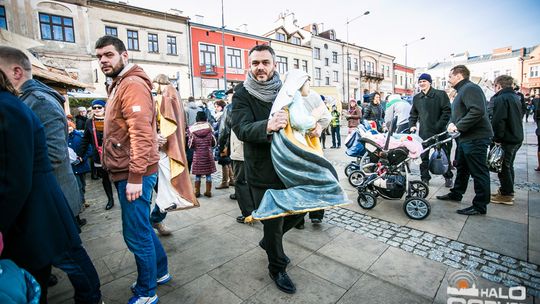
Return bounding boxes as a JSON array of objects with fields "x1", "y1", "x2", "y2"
[
  {"x1": 494, "y1": 75, "x2": 514, "y2": 89},
  {"x1": 188, "y1": 96, "x2": 195, "y2": 102},
  {"x1": 95, "y1": 35, "x2": 127, "y2": 53},
  {"x1": 450, "y1": 65, "x2": 470, "y2": 80},
  {"x1": 248, "y1": 44, "x2": 275, "y2": 59},
  {"x1": 196, "y1": 110, "x2": 207, "y2": 122},
  {"x1": 0, "y1": 46, "x2": 32, "y2": 71}
]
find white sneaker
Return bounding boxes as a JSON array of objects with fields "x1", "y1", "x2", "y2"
[
  {"x1": 131, "y1": 273, "x2": 172, "y2": 293},
  {"x1": 127, "y1": 295, "x2": 158, "y2": 304}
]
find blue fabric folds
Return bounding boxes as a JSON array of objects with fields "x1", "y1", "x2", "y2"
[{"x1": 250, "y1": 130, "x2": 349, "y2": 220}]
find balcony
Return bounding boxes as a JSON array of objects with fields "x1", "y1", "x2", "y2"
[
  {"x1": 360, "y1": 70, "x2": 384, "y2": 81},
  {"x1": 200, "y1": 64, "x2": 218, "y2": 76}
]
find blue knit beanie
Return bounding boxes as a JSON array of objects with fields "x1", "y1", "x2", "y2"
[
  {"x1": 418, "y1": 73, "x2": 432, "y2": 84},
  {"x1": 91, "y1": 99, "x2": 106, "y2": 107}
]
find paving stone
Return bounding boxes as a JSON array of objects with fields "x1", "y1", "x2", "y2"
[
  {"x1": 483, "y1": 256, "x2": 500, "y2": 264},
  {"x1": 480, "y1": 265, "x2": 496, "y2": 275},
  {"x1": 376, "y1": 236, "x2": 389, "y2": 243},
  {"x1": 435, "y1": 236, "x2": 450, "y2": 243},
  {"x1": 422, "y1": 241, "x2": 436, "y2": 248},
  {"x1": 443, "y1": 259, "x2": 461, "y2": 269},
  {"x1": 461, "y1": 260, "x2": 479, "y2": 269},
  {"x1": 469, "y1": 256, "x2": 487, "y2": 265},
  {"x1": 415, "y1": 245, "x2": 430, "y2": 252},
  {"x1": 421, "y1": 233, "x2": 435, "y2": 241},
  {"x1": 428, "y1": 254, "x2": 444, "y2": 263},
  {"x1": 386, "y1": 240, "x2": 400, "y2": 247},
  {"x1": 508, "y1": 269, "x2": 531, "y2": 280},
  {"x1": 483, "y1": 250, "x2": 500, "y2": 259},
  {"x1": 464, "y1": 249, "x2": 481, "y2": 256},
  {"x1": 297, "y1": 253, "x2": 363, "y2": 289},
  {"x1": 448, "y1": 241, "x2": 465, "y2": 251},
  {"x1": 501, "y1": 256, "x2": 518, "y2": 264},
  {"x1": 520, "y1": 261, "x2": 539, "y2": 270},
  {"x1": 393, "y1": 237, "x2": 404, "y2": 243},
  {"x1": 396, "y1": 233, "x2": 408, "y2": 238},
  {"x1": 408, "y1": 229, "x2": 423, "y2": 237},
  {"x1": 410, "y1": 237, "x2": 423, "y2": 244},
  {"x1": 487, "y1": 262, "x2": 508, "y2": 273},
  {"x1": 400, "y1": 244, "x2": 414, "y2": 252},
  {"x1": 403, "y1": 239, "x2": 417, "y2": 247},
  {"x1": 413, "y1": 249, "x2": 428, "y2": 257},
  {"x1": 444, "y1": 253, "x2": 462, "y2": 263},
  {"x1": 523, "y1": 267, "x2": 540, "y2": 278},
  {"x1": 480, "y1": 273, "x2": 502, "y2": 283},
  {"x1": 500, "y1": 273, "x2": 523, "y2": 284}
]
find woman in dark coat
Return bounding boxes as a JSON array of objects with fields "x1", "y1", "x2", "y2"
[
  {"x1": 189, "y1": 111, "x2": 217, "y2": 197},
  {"x1": 363, "y1": 91, "x2": 384, "y2": 131}
]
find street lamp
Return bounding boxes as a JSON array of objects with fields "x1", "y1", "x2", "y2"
[
  {"x1": 221, "y1": 0, "x2": 227, "y2": 90},
  {"x1": 403, "y1": 36, "x2": 425, "y2": 95},
  {"x1": 346, "y1": 10, "x2": 370, "y2": 102}
]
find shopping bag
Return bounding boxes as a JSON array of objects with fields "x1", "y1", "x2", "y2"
[
  {"x1": 429, "y1": 147, "x2": 449, "y2": 175},
  {"x1": 487, "y1": 143, "x2": 504, "y2": 173}
]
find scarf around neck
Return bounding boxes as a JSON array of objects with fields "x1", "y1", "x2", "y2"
[{"x1": 244, "y1": 72, "x2": 282, "y2": 103}]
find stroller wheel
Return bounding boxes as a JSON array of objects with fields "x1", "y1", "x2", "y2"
[
  {"x1": 409, "y1": 180, "x2": 429, "y2": 198},
  {"x1": 357, "y1": 193, "x2": 377, "y2": 209},
  {"x1": 344, "y1": 163, "x2": 357, "y2": 177},
  {"x1": 348, "y1": 170, "x2": 365, "y2": 187},
  {"x1": 403, "y1": 197, "x2": 431, "y2": 220}
]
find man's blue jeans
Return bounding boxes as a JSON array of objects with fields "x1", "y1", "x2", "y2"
[{"x1": 116, "y1": 173, "x2": 168, "y2": 297}]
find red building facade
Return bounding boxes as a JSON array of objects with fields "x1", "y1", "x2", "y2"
[
  {"x1": 393, "y1": 63, "x2": 415, "y2": 95},
  {"x1": 190, "y1": 23, "x2": 269, "y2": 98}
]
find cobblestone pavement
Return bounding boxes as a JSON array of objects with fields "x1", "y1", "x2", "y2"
[{"x1": 325, "y1": 208, "x2": 540, "y2": 297}]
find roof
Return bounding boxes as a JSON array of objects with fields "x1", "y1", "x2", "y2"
[
  {"x1": 32, "y1": 65, "x2": 94, "y2": 89},
  {"x1": 190, "y1": 22, "x2": 270, "y2": 42}
]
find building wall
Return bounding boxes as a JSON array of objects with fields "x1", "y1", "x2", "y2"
[
  {"x1": 393, "y1": 64, "x2": 415, "y2": 95},
  {"x1": 3, "y1": 0, "x2": 94, "y2": 84},
  {"x1": 87, "y1": 0, "x2": 190, "y2": 96},
  {"x1": 190, "y1": 24, "x2": 268, "y2": 98},
  {"x1": 269, "y1": 39, "x2": 312, "y2": 78},
  {"x1": 310, "y1": 36, "x2": 343, "y2": 97},
  {"x1": 522, "y1": 46, "x2": 540, "y2": 94}
]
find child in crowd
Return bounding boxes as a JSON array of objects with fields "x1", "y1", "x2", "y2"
[
  {"x1": 189, "y1": 111, "x2": 217, "y2": 197},
  {"x1": 0, "y1": 232, "x2": 41, "y2": 303}
]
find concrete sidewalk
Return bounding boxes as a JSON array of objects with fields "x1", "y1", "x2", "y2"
[{"x1": 48, "y1": 121, "x2": 540, "y2": 304}]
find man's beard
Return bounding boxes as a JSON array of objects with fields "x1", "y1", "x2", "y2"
[{"x1": 104, "y1": 60, "x2": 125, "y2": 78}]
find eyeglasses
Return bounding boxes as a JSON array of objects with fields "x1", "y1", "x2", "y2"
[{"x1": 92, "y1": 106, "x2": 103, "y2": 109}]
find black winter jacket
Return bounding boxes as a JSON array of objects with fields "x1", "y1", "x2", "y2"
[
  {"x1": 490, "y1": 87, "x2": 524, "y2": 145},
  {"x1": 409, "y1": 87, "x2": 451, "y2": 139},
  {"x1": 451, "y1": 79, "x2": 493, "y2": 142},
  {"x1": 230, "y1": 83, "x2": 283, "y2": 189}
]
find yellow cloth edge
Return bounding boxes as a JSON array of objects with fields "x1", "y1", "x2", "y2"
[{"x1": 244, "y1": 203, "x2": 350, "y2": 223}]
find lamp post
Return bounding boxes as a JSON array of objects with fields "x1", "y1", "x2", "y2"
[
  {"x1": 221, "y1": 0, "x2": 227, "y2": 90},
  {"x1": 403, "y1": 36, "x2": 425, "y2": 95},
  {"x1": 346, "y1": 10, "x2": 369, "y2": 102}
]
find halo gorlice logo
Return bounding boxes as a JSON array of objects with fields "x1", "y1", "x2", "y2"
[{"x1": 446, "y1": 270, "x2": 527, "y2": 304}]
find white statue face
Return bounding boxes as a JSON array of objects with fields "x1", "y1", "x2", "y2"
[{"x1": 300, "y1": 80, "x2": 311, "y2": 97}]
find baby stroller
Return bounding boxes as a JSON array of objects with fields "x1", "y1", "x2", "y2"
[
  {"x1": 353, "y1": 118, "x2": 459, "y2": 220},
  {"x1": 344, "y1": 121, "x2": 378, "y2": 183}
]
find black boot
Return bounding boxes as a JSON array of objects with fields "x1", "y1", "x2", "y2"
[
  {"x1": 76, "y1": 215, "x2": 87, "y2": 227},
  {"x1": 103, "y1": 177, "x2": 114, "y2": 210}
]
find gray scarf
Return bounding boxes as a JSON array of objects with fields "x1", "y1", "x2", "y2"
[{"x1": 244, "y1": 72, "x2": 282, "y2": 103}]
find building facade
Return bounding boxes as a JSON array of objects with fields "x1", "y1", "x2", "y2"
[
  {"x1": 190, "y1": 22, "x2": 269, "y2": 98},
  {"x1": 1, "y1": 0, "x2": 191, "y2": 96},
  {"x1": 419, "y1": 46, "x2": 537, "y2": 96},
  {"x1": 393, "y1": 63, "x2": 415, "y2": 95},
  {"x1": 268, "y1": 39, "x2": 312, "y2": 78}
]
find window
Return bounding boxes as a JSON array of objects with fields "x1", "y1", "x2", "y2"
[
  {"x1": 394, "y1": 74, "x2": 397, "y2": 84},
  {"x1": 353, "y1": 58, "x2": 358, "y2": 71},
  {"x1": 302, "y1": 60, "x2": 308, "y2": 72},
  {"x1": 313, "y1": 47, "x2": 320, "y2": 60},
  {"x1": 312, "y1": 24, "x2": 318, "y2": 35},
  {"x1": 200, "y1": 43, "x2": 216, "y2": 66},
  {"x1": 530, "y1": 67, "x2": 538, "y2": 77},
  {"x1": 505, "y1": 69, "x2": 512, "y2": 76},
  {"x1": 227, "y1": 48, "x2": 242, "y2": 68},
  {"x1": 276, "y1": 56, "x2": 288, "y2": 74},
  {"x1": 167, "y1": 36, "x2": 177, "y2": 55},
  {"x1": 0, "y1": 6, "x2": 7, "y2": 30},
  {"x1": 333, "y1": 70, "x2": 338, "y2": 82},
  {"x1": 39, "y1": 13, "x2": 74, "y2": 42},
  {"x1": 315, "y1": 67, "x2": 321, "y2": 79},
  {"x1": 291, "y1": 36, "x2": 301, "y2": 45},
  {"x1": 105, "y1": 26, "x2": 117, "y2": 37},
  {"x1": 347, "y1": 56, "x2": 351, "y2": 70},
  {"x1": 293, "y1": 58, "x2": 299, "y2": 69},
  {"x1": 276, "y1": 32, "x2": 286, "y2": 42},
  {"x1": 385, "y1": 66, "x2": 390, "y2": 77},
  {"x1": 325, "y1": 58, "x2": 329, "y2": 66},
  {"x1": 493, "y1": 70, "x2": 500, "y2": 79},
  {"x1": 148, "y1": 33, "x2": 159, "y2": 53},
  {"x1": 332, "y1": 52, "x2": 338, "y2": 63},
  {"x1": 127, "y1": 30, "x2": 139, "y2": 50},
  {"x1": 325, "y1": 76, "x2": 330, "y2": 85},
  {"x1": 400, "y1": 75, "x2": 403, "y2": 85},
  {"x1": 329, "y1": 30, "x2": 335, "y2": 40}
]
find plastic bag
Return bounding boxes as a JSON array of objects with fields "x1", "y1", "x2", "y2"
[
  {"x1": 429, "y1": 148, "x2": 449, "y2": 175},
  {"x1": 487, "y1": 144, "x2": 504, "y2": 173}
]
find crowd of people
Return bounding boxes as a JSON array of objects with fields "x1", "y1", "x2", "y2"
[{"x1": 0, "y1": 37, "x2": 539, "y2": 303}]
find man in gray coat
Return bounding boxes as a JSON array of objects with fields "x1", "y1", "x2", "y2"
[{"x1": 0, "y1": 47, "x2": 83, "y2": 224}]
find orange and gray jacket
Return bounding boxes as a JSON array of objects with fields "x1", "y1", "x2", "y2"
[{"x1": 102, "y1": 64, "x2": 159, "y2": 183}]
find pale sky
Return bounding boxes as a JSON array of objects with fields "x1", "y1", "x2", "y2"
[{"x1": 130, "y1": 0, "x2": 540, "y2": 67}]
